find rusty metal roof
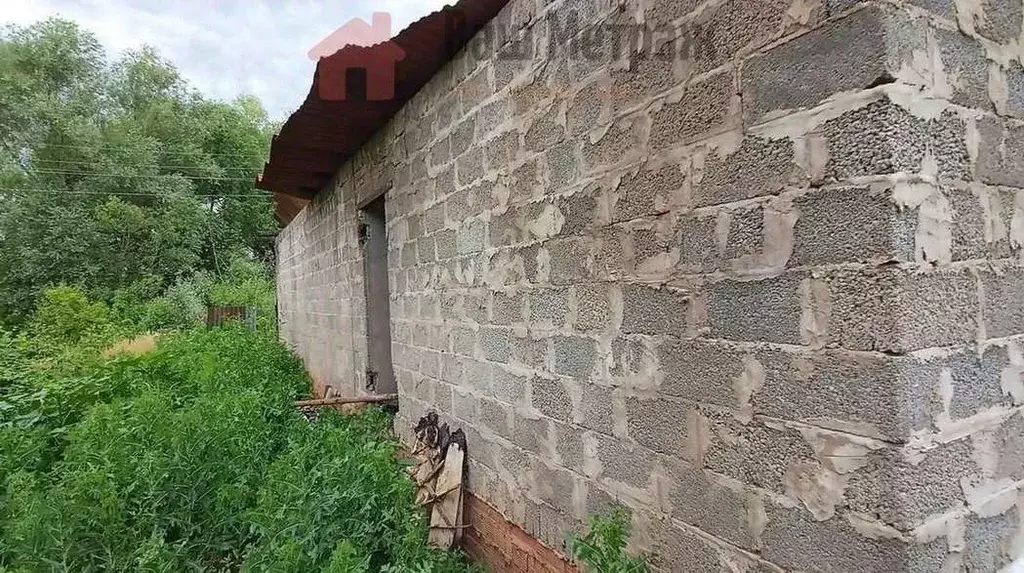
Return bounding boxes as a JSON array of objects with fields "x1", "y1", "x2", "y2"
[{"x1": 258, "y1": 0, "x2": 512, "y2": 223}]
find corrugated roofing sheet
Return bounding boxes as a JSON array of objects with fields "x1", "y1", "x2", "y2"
[{"x1": 258, "y1": 0, "x2": 512, "y2": 223}]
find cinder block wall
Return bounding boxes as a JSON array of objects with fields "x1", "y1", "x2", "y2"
[
  {"x1": 277, "y1": 184, "x2": 370, "y2": 397},
  {"x1": 276, "y1": 0, "x2": 1024, "y2": 570}
]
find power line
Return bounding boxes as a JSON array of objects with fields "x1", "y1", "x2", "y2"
[
  {"x1": 0, "y1": 187, "x2": 271, "y2": 198},
  {"x1": 15, "y1": 142, "x2": 265, "y2": 160},
  {"x1": 28, "y1": 158, "x2": 260, "y2": 172},
  {"x1": 22, "y1": 169, "x2": 257, "y2": 182}
]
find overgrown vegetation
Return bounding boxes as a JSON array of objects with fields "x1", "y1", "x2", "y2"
[
  {"x1": 570, "y1": 509, "x2": 649, "y2": 573},
  {"x1": 0, "y1": 301, "x2": 474, "y2": 571},
  {"x1": 0, "y1": 18, "x2": 277, "y2": 327}
]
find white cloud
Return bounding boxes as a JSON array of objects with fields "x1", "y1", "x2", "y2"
[{"x1": 3, "y1": 0, "x2": 451, "y2": 119}]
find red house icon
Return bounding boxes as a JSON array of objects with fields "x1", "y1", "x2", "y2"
[{"x1": 309, "y1": 12, "x2": 406, "y2": 102}]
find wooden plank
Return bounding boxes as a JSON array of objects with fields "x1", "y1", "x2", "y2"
[
  {"x1": 428, "y1": 441, "x2": 465, "y2": 549},
  {"x1": 293, "y1": 393, "x2": 398, "y2": 407}
]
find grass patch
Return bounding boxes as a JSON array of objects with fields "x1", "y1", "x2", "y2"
[{"x1": 0, "y1": 326, "x2": 475, "y2": 572}]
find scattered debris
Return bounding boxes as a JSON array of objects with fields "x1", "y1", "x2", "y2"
[{"x1": 410, "y1": 412, "x2": 467, "y2": 550}]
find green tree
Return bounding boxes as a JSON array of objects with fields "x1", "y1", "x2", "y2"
[{"x1": 0, "y1": 18, "x2": 277, "y2": 325}]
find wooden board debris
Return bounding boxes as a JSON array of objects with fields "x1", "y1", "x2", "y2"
[{"x1": 428, "y1": 440, "x2": 464, "y2": 548}]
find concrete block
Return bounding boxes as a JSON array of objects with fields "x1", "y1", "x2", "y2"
[
  {"x1": 579, "y1": 383, "x2": 614, "y2": 435},
  {"x1": 647, "y1": 517, "x2": 726, "y2": 573},
  {"x1": 756, "y1": 348, "x2": 932, "y2": 440},
  {"x1": 626, "y1": 226, "x2": 676, "y2": 272},
  {"x1": 451, "y1": 116, "x2": 477, "y2": 158},
  {"x1": 552, "y1": 420, "x2": 586, "y2": 473},
  {"x1": 524, "y1": 106, "x2": 566, "y2": 152},
  {"x1": 416, "y1": 236, "x2": 436, "y2": 264},
  {"x1": 666, "y1": 461, "x2": 753, "y2": 549},
  {"x1": 650, "y1": 70, "x2": 737, "y2": 150},
  {"x1": 693, "y1": 135, "x2": 799, "y2": 207},
  {"x1": 903, "y1": 344, "x2": 1016, "y2": 423},
  {"x1": 512, "y1": 414, "x2": 549, "y2": 457},
  {"x1": 705, "y1": 274, "x2": 803, "y2": 344},
  {"x1": 935, "y1": 26, "x2": 992, "y2": 111},
  {"x1": 456, "y1": 218, "x2": 486, "y2": 255},
  {"x1": 547, "y1": 238, "x2": 591, "y2": 285},
  {"x1": 553, "y1": 336, "x2": 598, "y2": 380},
  {"x1": 610, "y1": 54, "x2": 676, "y2": 114},
  {"x1": 743, "y1": 6, "x2": 922, "y2": 122},
  {"x1": 678, "y1": 212, "x2": 721, "y2": 272},
  {"x1": 657, "y1": 338, "x2": 746, "y2": 409},
  {"x1": 509, "y1": 334, "x2": 549, "y2": 372},
  {"x1": 621, "y1": 283, "x2": 690, "y2": 336},
  {"x1": 977, "y1": 116, "x2": 1024, "y2": 188},
  {"x1": 491, "y1": 291, "x2": 525, "y2": 326},
  {"x1": 529, "y1": 288, "x2": 570, "y2": 327},
  {"x1": 484, "y1": 130, "x2": 519, "y2": 172},
  {"x1": 975, "y1": 0, "x2": 1023, "y2": 44},
  {"x1": 434, "y1": 165, "x2": 456, "y2": 199},
  {"x1": 791, "y1": 186, "x2": 916, "y2": 266},
  {"x1": 507, "y1": 160, "x2": 542, "y2": 205},
  {"x1": 992, "y1": 411, "x2": 1024, "y2": 481},
  {"x1": 826, "y1": 266, "x2": 979, "y2": 353},
  {"x1": 424, "y1": 205, "x2": 445, "y2": 234},
  {"x1": 460, "y1": 65, "x2": 492, "y2": 112},
  {"x1": 704, "y1": 416, "x2": 817, "y2": 494},
  {"x1": 532, "y1": 376, "x2": 573, "y2": 422},
  {"x1": 822, "y1": 98, "x2": 969, "y2": 181},
  {"x1": 567, "y1": 79, "x2": 609, "y2": 137},
  {"x1": 456, "y1": 147, "x2": 485, "y2": 187},
  {"x1": 596, "y1": 433, "x2": 656, "y2": 489},
  {"x1": 688, "y1": 0, "x2": 789, "y2": 75},
  {"x1": 724, "y1": 204, "x2": 764, "y2": 260},
  {"x1": 1008, "y1": 62, "x2": 1024, "y2": 119},
  {"x1": 846, "y1": 437, "x2": 978, "y2": 528},
  {"x1": 434, "y1": 230, "x2": 458, "y2": 260},
  {"x1": 582, "y1": 119, "x2": 646, "y2": 172},
  {"x1": 546, "y1": 141, "x2": 580, "y2": 188},
  {"x1": 980, "y1": 265, "x2": 1024, "y2": 337},
  {"x1": 479, "y1": 327, "x2": 512, "y2": 363},
  {"x1": 574, "y1": 283, "x2": 612, "y2": 333},
  {"x1": 645, "y1": 0, "x2": 702, "y2": 28},
  {"x1": 531, "y1": 460, "x2": 579, "y2": 518},
  {"x1": 965, "y1": 505, "x2": 1021, "y2": 572},
  {"x1": 625, "y1": 396, "x2": 689, "y2": 454},
  {"x1": 556, "y1": 186, "x2": 599, "y2": 236},
  {"x1": 429, "y1": 137, "x2": 451, "y2": 169},
  {"x1": 762, "y1": 502, "x2": 934, "y2": 572},
  {"x1": 612, "y1": 164, "x2": 685, "y2": 223},
  {"x1": 479, "y1": 397, "x2": 513, "y2": 439},
  {"x1": 490, "y1": 366, "x2": 529, "y2": 405},
  {"x1": 523, "y1": 502, "x2": 580, "y2": 555}
]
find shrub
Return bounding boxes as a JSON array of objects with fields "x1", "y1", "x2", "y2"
[
  {"x1": 23, "y1": 286, "x2": 114, "y2": 355},
  {"x1": 0, "y1": 326, "x2": 472, "y2": 572},
  {"x1": 570, "y1": 508, "x2": 648, "y2": 573}
]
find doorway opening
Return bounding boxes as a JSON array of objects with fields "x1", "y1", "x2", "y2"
[{"x1": 359, "y1": 196, "x2": 396, "y2": 394}]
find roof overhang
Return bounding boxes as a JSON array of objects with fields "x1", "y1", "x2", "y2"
[{"x1": 258, "y1": 0, "x2": 513, "y2": 224}]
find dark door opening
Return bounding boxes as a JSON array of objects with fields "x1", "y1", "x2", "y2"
[{"x1": 359, "y1": 196, "x2": 396, "y2": 394}]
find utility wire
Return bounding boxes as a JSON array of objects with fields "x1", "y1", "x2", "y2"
[
  {"x1": 0, "y1": 187, "x2": 271, "y2": 198},
  {"x1": 28, "y1": 158, "x2": 260, "y2": 172},
  {"x1": 22, "y1": 169, "x2": 257, "y2": 182},
  {"x1": 14, "y1": 142, "x2": 265, "y2": 160}
]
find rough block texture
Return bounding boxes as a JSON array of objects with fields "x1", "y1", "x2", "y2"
[{"x1": 276, "y1": 0, "x2": 1024, "y2": 570}]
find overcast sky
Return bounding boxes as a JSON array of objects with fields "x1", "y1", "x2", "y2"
[{"x1": 3, "y1": 0, "x2": 451, "y2": 119}]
